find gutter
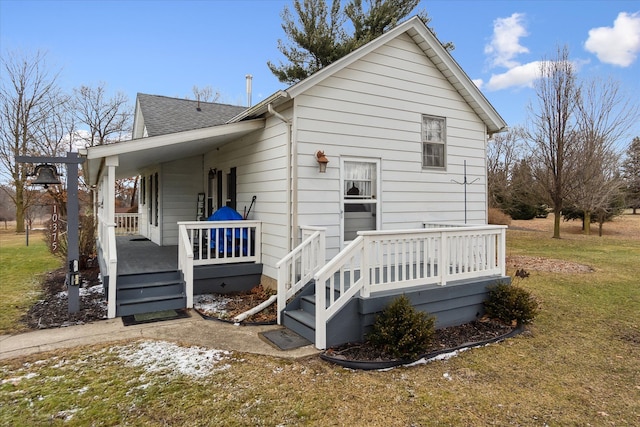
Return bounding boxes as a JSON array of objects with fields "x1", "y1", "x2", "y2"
[{"x1": 267, "y1": 102, "x2": 297, "y2": 252}]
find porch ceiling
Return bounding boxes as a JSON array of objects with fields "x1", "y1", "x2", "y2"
[{"x1": 81, "y1": 119, "x2": 265, "y2": 184}]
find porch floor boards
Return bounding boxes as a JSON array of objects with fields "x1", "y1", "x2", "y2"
[{"x1": 116, "y1": 236, "x2": 178, "y2": 275}]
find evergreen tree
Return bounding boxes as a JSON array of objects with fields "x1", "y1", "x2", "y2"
[
  {"x1": 505, "y1": 159, "x2": 544, "y2": 220},
  {"x1": 268, "y1": 0, "x2": 450, "y2": 84},
  {"x1": 622, "y1": 137, "x2": 640, "y2": 214},
  {"x1": 267, "y1": 0, "x2": 350, "y2": 84}
]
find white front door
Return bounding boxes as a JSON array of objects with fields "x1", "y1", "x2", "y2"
[{"x1": 340, "y1": 158, "x2": 381, "y2": 245}]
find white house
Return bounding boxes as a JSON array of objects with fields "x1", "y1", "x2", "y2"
[{"x1": 81, "y1": 17, "x2": 508, "y2": 349}]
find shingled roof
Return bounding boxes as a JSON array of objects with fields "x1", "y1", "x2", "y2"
[{"x1": 137, "y1": 93, "x2": 247, "y2": 137}]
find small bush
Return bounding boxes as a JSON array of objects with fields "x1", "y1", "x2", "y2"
[
  {"x1": 484, "y1": 283, "x2": 539, "y2": 325},
  {"x1": 366, "y1": 295, "x2": 435, "y2": 360},
  {"x1": 488, "y1": 208, "x2": 511, "y2": 225}
]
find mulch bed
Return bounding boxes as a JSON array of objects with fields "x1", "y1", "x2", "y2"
[
  {"x1": 193, "y1": 285, "x2": 277, "y2": 324},
  {"x1": 22, "y1": 267, "x2": 108, "y2": 329},
  {"x1": 322, "y1": 319, "x2": 520, "y2": 368}
]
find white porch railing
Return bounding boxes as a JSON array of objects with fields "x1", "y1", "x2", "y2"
[
  {"x1": 313, "y1": 225, "x2": 507, "y2": 349},
  {"x1": 97, "y1": 213, "x2": 119, "y2": 319},
  {"x1": 115, "y1": 213, "x2": 139, "y2": 235},
  {"x1": 276, "y1": 226, "x2": 326, "y2": 323},
  {"x1": 178, "y1": 225, "x2": 194, "y2": 308},
  {"x1": 178, "y1": 220, "x2": 262, "y2": 308}
]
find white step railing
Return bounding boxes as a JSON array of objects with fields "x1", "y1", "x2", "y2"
[
  {"x1": 178, "y1": 225, "x2": 194, "y2": 308},
  {"x1": 313, "y1": 225, "x2": 507, "y2": 349},
  {"x1": 114, "y1": 213, "x2": 139, "y2": 235},
  {"x1": 276, "y1": 226, "x2": 326, "y2": 323},
  {"x1": 97, "y1": 213, "x2": 118, "y2": 318}
]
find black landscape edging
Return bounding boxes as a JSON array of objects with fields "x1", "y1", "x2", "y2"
[{"x1": 320, "y1": 324, "x2": 525, "y2": 371}]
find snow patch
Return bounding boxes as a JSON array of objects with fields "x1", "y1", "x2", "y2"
[
  {"x1": 1, "y1": 372, "x2": 38, "y2": 385},
  {"x1": 56, "y1": 284, "x2": 104, "y2": 299},
  {"x1": 112, "y1": 340, "x2": 232, "y2": 378},
  {"x1": 193, "y1": 293, "x2": 235, "y2": 318}
]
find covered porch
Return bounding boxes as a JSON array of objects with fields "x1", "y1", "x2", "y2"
[{"x1": 98, "y1": 217, "x2": 264, "y2": 318}]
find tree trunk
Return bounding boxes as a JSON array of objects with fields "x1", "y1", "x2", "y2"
[
  {"x1": 15, "y1": 185, "x2": 25, "y2": 233},
  {"x1": 584, "y1": 210, "x2": 591, "y2": 235},
  {"x1": 553, "y1": 210, "x2": 561, "y2": 239}
]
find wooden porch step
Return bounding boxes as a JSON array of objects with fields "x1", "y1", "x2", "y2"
[
  {"x1": 284, "y1": 309, "x2": 315, "y2": 327},
  {"x1": 119, "y1": 293, "x2": 186, "y2": 306},
  {"x1": 117, "y1": 279, "x2": 183, "y2": 290},
  {"x1": 115, "y1": 270, "x2": 186, "y2": 317},
  {"x1": 282, "y1": 309, "x2": 315, "y2": 343}
]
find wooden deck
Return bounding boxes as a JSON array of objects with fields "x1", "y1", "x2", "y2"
[{"x1": 116, "y1": 236, "x2": 177, "y2": 275}]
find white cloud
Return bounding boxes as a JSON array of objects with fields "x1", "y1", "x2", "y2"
[
  {"x1": 485, "y1": 61, "x2": 542, "y2": 91},
  {"x1": 472, "y1": 78, "x2": 484, "y2": 89},
  {"x1": 585, "y1": 12, "x2": 640, "y2": 67},
  {"x1": 484, "y1": 13, "x2": 530, "y2": 69}
]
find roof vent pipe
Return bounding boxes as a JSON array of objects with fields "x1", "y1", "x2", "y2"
[{"x1": 245, "y1": 74, "x2": 253, "y2": 107}]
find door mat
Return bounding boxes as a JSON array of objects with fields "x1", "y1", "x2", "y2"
[
  {"x1": 129, "y1": 237, "x2": 150, "y2": 241},
  {"x1": 122, "y1": 309, "x2": 190, "y2": 326},
  {"x1": 259, "y1": 328, "x2": 312, "y2": 351}
]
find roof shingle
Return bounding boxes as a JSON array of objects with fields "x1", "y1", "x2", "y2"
[{"x1": 137, "y1": 93, "x2": 247, "y2": 137}]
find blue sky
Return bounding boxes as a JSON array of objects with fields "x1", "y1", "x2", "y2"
[{"x1": 1, "y1": 0, "x2": 639, "y2": 140}]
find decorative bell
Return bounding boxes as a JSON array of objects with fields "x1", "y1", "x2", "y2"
[{"x1": 31, "y1": 164, "x2": 61, "y2": 188}]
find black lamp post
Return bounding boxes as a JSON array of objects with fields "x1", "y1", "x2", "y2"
[{"x1": 16, "y1": 152, "x2": 84, "y2": 314}]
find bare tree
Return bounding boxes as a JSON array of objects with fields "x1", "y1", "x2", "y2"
[
  {"x1": 189, "y1": 85, "x2": 220, "y2": 103},
  {"x1": 73, "y1": 83, "x2": 131, "y2": 147},
  {"x1": 0, "y1": 50, "x2": 64, "y2": 232},
  {"x1": 525, "y1": 46, "x2": 580, "y2": 238},
  {"x1": 487, "y1": 128, "x2": 524, "y2": 209},
  {"x1": 73, "y1": 83, "x2": 135, "y2": 211},
  {"x1": 570, "y1": 77, "x2": 638, "y2": 234}
]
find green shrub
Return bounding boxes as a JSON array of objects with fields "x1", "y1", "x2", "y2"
[
  {"x1": 366, "y1": 295, "x2": 435, "y2": 360},
  {"x1": 484, "y1": 283, "x2": 539, "y2": 325}
]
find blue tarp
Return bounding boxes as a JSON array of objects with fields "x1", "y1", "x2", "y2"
[{"x1": 208, "y1": 206, "x2": 248, "y2": 254}]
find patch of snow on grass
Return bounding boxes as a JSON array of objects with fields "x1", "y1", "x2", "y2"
[
  {"x1": 113, "y1": 340, "x2": 232, "y2": 378},
  {"x1": 1, "y1": 372, "x2": 38, "y2": 385}
]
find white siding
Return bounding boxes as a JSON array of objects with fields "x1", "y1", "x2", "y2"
[
  {"x1": 161, "y1": 156, "x2": 203, "y2": 245},
  {"x1": 294, "y1": 32, "x2": 488, "y2": 258},
  {"x1": 203, "y1": 113, "x2": 290, "y2": 280}
]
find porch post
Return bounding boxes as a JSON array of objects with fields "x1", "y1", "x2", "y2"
[
  {"x1": 105, "y1": 156, "x2": 118, "y2": 229},
  {"x1": 105, "y1": 156, "x2": 119, "y2": 319}
]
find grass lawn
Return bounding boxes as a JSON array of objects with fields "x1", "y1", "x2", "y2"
[
  {"x1": 1, "y1": 215, "x2": 639, "y2": 425},
  {"x1": 0, "y1": 230, "x2": 61, "y2": 334}
]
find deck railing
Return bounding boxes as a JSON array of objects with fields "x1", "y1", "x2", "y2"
[
  {"x1": 177, "y1": 220, "x2": 262, "y2": 264},
  {"x1": 115, "y1": 213, "x2": 139, "y2": 235},
  {"x1": 276, "y1": 226, "x2": 326, "y2": 323},
  {"x1": 97, "y1": 213, "x2": 118, "y2": 318},
  {"x1": 313, "y1": 225, "x2": 507, "y2": 349},
  {"x1": 178, "y1": 220, "x2": 262, "y2": 309},
  {"x1": 178, "y1": 225, "x2": 195, "y2": 308}
]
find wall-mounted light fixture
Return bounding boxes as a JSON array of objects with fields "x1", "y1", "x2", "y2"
[{"x1": 315, "y1": 150, "x2": 329, "y2": 173}]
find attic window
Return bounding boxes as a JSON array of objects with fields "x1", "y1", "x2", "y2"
[{"x1": 422, "y1": 115, "x2": 446, "y2": 169}]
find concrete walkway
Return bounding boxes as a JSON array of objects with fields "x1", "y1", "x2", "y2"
[{"x1": 0, "y1": 313, "x2": 319, "y2": 361}]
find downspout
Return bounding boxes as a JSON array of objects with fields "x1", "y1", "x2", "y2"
[{"x1": 267, "y1": 102, "x2": 297, "y2": 251}]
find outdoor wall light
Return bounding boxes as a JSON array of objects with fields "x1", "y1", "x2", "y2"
[
  {"x1": 30, "y1": 164, "x2": 61, "y2": 188},
  {"x1": 316, "y1": 150, "x2": 329, "y2": 173}
]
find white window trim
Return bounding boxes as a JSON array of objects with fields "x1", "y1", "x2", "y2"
[
  {"x1": 422, "y1": 114, "x2": 447, "y2": 170},
  {"x1": 340, "y1": 157, "x2": 381, "y2": 246}
]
